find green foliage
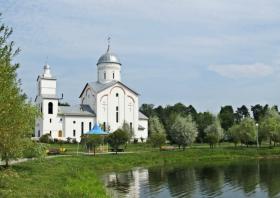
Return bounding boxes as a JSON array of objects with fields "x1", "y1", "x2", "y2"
[
  {"x1": 23, "y1": 141, "x2": 49, "y2": 159},
  {"x1": 122, "y1": 121, "x2": 133, "y2": 140},
  {"x1": 234, "y1": 105, "x2": 250, "y2": 123},
  {"x1": 149, "y1": 115, "x2": 166, "y2": 136},
  {"x1": 219, "y1": 106, "x2": 235, "y2": 132},
  {"x1": 239, "y1": 118, "x2": 257, "y2": 146},
  {"x1": 196, "y1": 112, "x2": 215, "y2": 143},
  {"x1": 170, "y1": 115, "x2": 198, "y2": 149},
  {"x1": 149, "y1": 132, "x2": 166, "y2": 150},
  {"x1": 228, "y1": 124, "x2": 241, "y2": 146},
  {"x1": 0, "y1": 18, "x2": 39, "y2": 167},
  {"x1": 39, "y1": 134, "x2": 53, "y2": 143},
  {"x1": 107, "y1": 129, "x2": 129, "y2": 154},
  {"x1": 251, "y1": 104, "x2": 269, "y2": 122},
  {"x1": 205, "y1": 118, "x2": 224, "y2": 148}
]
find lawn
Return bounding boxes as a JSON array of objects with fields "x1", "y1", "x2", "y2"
[{"x1": 1, "y1": 143, "x2": 280, "y2": 197}]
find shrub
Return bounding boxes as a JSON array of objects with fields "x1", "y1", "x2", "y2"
[
  {"x1": 107, "y1": 129, "x2": 129, "y2": 154},
  {"x1": 133, "y1": 138, "x2": 138, "y2": 144},
  {"x1": 23, "y1": 141, "x2": 49, "y2": 159},
  {"x1": 150, "y1": 133, "x2": 166, "y2": 150},
  {"x1": 39, "y1": 134, "x2": 53, "y2": 144}
]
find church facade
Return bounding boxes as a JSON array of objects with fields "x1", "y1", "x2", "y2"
[{"x1": 34, "y1": 45, "x2": 148, "y2": 142}]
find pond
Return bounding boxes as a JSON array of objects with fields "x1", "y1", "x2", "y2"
[{"x1": 102, "y1": 159, "x2": 280, "y2": 198}]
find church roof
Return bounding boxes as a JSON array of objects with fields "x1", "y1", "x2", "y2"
[
  {"x1": 58, "y1": 104, "x2": 95, "y2": 117},
  {"x1": 139, "y1": 111, "x2": 149, "y2": 120},
  {"x1": 79, "y1": 81, "x2": 139, "y2": 98},
  {"x1": 97, "y1": 51, "x2": 121, "y2": 65}
]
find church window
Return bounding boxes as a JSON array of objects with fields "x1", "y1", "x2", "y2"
[
  {"x1": 58, "y1": 130, "x2": 62, "y2": 137},
  {"x1": 116, "y1": 93, "x2": 119, "y2": 97},
  {"x1": 73, "y1": 130, "x2": 76, "y2": 137},
  {"x1": 89, "y1": 122, "x2": 92, "y2": 130},
  {"x1": 81, "y1": 122, "x2": 84, "y2": 135},
  {"x1": 113, "y1": 72, "x2": 115, "y2": 79},
  {"x1": 116, "y1": 106, "x2": 119, "y2": 123},
  {"x1": 41, "y1": 103, "x2": 42, "y2": 113},
  {"x1": 50, "y1": 131, "x2": 52, "y2": 136},
  {"x1": 130, "y1": 122, "x2": 133, "y2": 132},
  {"x1": 104, "y1": 72, "x2": 106, "y2": 80},
  {"x1": 48, "y1": 102, "x2": 53, "y2": 114},
  {"x1": 73, "y1": 121, "x2": 76, "y2": 124},
  {"x1": 38, "y1": 130, "x2": 40, "y2": 137},
  {"x1": 50, "y1": 118, "x2": 52, "y2": 123},
  {"x1": 103, "y1": 122, "x2": 106, "y2": 131},
  {"x1": 60, "y1": 118, "x2": 62, "y2": 121}
]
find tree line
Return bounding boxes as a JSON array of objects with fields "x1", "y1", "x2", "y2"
[{"x1": 140, "y1": 103, "x2": 280, "y2": 148}]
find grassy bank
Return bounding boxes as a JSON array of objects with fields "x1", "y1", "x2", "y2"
[{"x1": 1, "y1": 146, "x2": 280, "y2": 197}]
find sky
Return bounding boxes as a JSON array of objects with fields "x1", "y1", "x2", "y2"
[{"x1": 1, "y1": 0, "x2": 280, "y2": 113}]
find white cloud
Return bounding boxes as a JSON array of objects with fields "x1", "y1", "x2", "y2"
[{"x1": 208, "y1": 63, "x2": 275, "y2": 78}]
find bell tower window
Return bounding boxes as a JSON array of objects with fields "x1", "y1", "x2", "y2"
[
  {"x1": 48, "y1": 102, "x2": 53, "y2": 114},
  {"x1": 116, "y1": 106, "x2": 119, "y2": 123}
]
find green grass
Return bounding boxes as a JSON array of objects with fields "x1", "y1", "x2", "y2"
[{"x1": 1, "y1": 144, "x2": 280, "y2": 197}]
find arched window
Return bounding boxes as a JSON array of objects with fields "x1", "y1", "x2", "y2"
[
  {"x1": 89, "y1": 122, "x2": 92, "y2": 130},
  {"x1": 113, "y1": 72, "x2": 115, "y2": 79},
  {"x1": 58, "y1": 130, "x2": 62, "y2": 137},
  {"x1": 104, "y1": 72, "x2": 106, "y2": 80},
  {"x1": 116, "y1": 106, "x2": 119, "y2": 123},
  {"x1": 48, "y1": 102, "x2": 53, "y2": 114},
  {"x1": 81, "y1": 122, "x2": 84, "y2": 135}
]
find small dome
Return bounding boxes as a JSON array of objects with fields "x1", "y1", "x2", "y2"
[{"x1": 97, "y1": 52, "x2": 121, "y2": 65}]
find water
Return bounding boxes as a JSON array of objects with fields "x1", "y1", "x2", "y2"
[{"x1": 102, "y1": 159, "x2": 280, "y2": 198}]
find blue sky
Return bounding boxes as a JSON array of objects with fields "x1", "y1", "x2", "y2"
[{"x1": 1, "y1": 0, "x2": 280, "y2": 112}]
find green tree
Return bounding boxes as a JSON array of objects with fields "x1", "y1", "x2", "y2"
[
  {"x1": 0, "y1": 16, "x2": 39, "y2": 167},
  {"x1": 150, "y1": 132, "x2": 166, "y2": 150},
  {"x1": 122, "y1": 121, "x2": 133, "y2": 140},
  {"x1": 251, "y1": 104, "x2": 269, "y2": 122},
  {"x1": 107, "y1": 129, "x2": 129, "y2": 154},
  {"x1": 196, "y1": 112, "x2": 215, "y2": 143},
  {"x1": 204, "y1": 118, "x2": 224, "y2": 148},
  {"x1": 149, "y1": 115, "x2": 166, "y2": 136},
  {"x1": 228, "y1": 124, "x2": 241, "y2": 147},
  {"x1": 139, "y1": 104, "x2": 155, "y2": 117},
  {"x1": 239, "y1": 118, "x2": 256, "y2": 147},
  {"x1": 234, "y1": 105, "x2": 250, "y2": 123},
  {"x1": 218, "y1": 106, "x2": 235, "y2": 132},
  {"x1": 170, "y1": 115, "x2": 198, "y2": 150}
]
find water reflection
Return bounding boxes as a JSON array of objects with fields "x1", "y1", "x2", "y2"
[{"x1": 103, "y1": 159, "x2": 280, "y2": 198}]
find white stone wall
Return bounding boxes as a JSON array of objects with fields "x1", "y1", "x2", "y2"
[
  {"x1": 138, "y1": 119, "x2": 148, "y2": 141},
  {"x1": 39, "y1": 78, "x2": 56, "y2": 95},
  {"x1": 96, "y1": 83, "x2": 139, "y2": 136},
  {"x1": 97, "y1": 63, "x2": 121, "y2": 84},
  {"x1": 80, "y1": 85, "x2": 96, "y2": 112}
]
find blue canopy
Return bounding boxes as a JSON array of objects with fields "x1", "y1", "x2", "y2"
[{"x1": 84, "y1": 123, "x2": 108, "y2": 135}]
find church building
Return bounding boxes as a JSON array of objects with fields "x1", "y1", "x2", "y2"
[{"x1": 34, "y1": 44, "x2": 148, "y2": 142}]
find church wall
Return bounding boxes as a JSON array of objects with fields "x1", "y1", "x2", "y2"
[
  {"x1": 96, "y1": 83, "x2": 139, "y2": 135},
  {"x1": 80, "y1": 86, "x2": 96, "y2": 112},
  {"x1": 98, "y1": 63, "x2": 121, "y2": 83},
  {"x1": 40, "y1": 79, "x2": 56, "y2": 95},
  {"x1": 137, "y1": 119, "x2": 148, "y2": 141},
  {"x1": 64, "y1": 116, "x2": 95, "y2": 142}
]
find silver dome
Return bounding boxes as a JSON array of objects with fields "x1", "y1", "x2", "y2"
[{"x1": 97, "y1": 52, "x2": 121, "y2": 65}]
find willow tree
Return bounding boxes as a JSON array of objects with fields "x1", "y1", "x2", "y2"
[{"x1": 0, "y1": 15, "x2": 38, "y2": 167}]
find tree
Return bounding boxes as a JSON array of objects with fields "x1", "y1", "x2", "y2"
[
  {"x1": 170, "y1": 115, "x2": 198, "y2": 150},
  {"x1": 139, "y1": 104, "x2": 155, "y2": 118},
  {"x1": 228, "y1": 124, "x2": 241, "y2": 147},
  {"x1": 234, "y1": 105, "x2": 250, "y2": 123},
  {"x1": 259, "y1": 108, "x2": 280, "y2": 146},
  {"x1": 239, "y1": 118, "x2": 256, "y2": 147},
  {"x1": 150, "y1": 132, "x2": 166, "y2": 150},
  {"x1": 149, "y1": 115, "x2": 166, "y2": 136},
  {"x1": 204, "y1": 118, "x2": 224, "y2": 148},
  {"x1": 218, "y1": 106, "x2": 235, "y2": 132},
  {"x1": 251, "y1": 104, "x2": 269, "y2": 123},
  {"x1": 0, "y1": 16, "x2": 39, "y2": 167},
  {"x1": 81, "y1": 135, "x2": 103, "y2": 156},
  {"x1": 107, "y1": 129, "x2": 129, "y2": 154},
  {"x1": 122, "y1": 122, "x2": 133, "y2": 140},
  {"x1": 196, "y1": 112, "x2": 215, "y2": 143}
]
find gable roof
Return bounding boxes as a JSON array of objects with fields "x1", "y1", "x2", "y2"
[
  {"x1": 79, "y1": 80, "x2": 139, "y2": 98},
  {"x1": 58, "y1": 104, "x2": 96, "y2": 117},
  {"x1": 139, "y1": 111, "x2": 149, "y2": 120}
]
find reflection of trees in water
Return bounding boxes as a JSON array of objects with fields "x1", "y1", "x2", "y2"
[
  {"x1": 259, "y1": 160, "x2": 280, "y2": 198},
  {"x1": 166, "y1": 166, "x2": 196, "y2": 198},
  {"x1": 224, "y1": 161, "x2": 258, "y2": 196},
  {"x1": 106, "y1": 170, "x2": 134, "y2": 193},
  {"x1": 195, "y1": 165, "x2": 224, "y2": 197},
  {"x1": 148, "y1": 166, "x2": 168, "y2": 192}
]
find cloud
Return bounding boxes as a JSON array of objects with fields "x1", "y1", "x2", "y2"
[{"x1": 208, "y1": 63, "x2": 275, "y2": 78}]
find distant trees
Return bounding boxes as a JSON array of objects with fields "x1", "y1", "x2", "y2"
[
  {"x1": 0, "y1": 16, "x2": 39, "y2": 167},
  {"x1": 204, "y1": 118, "x2": 224, "y2": 148},
  {"x1": 219, "y1": 106, "x2": 235, "y2": 132},
  {"x1": 196, "y1": 112, "x2": 215, "y2": 143},
  {"x1": 148, "y1": 115, "x2": 166, "y2": 136},
  {"x1": 150, "y1": 133, "x2": 166, "y2": 150},
  {"x1": 170, "y1": 115, "x2": 198, "y2": 150}
]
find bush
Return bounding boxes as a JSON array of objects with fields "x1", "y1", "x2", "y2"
[
  {"x1": 39, "y1": 134, "x2": 53, "y2": 144},
  {"x1": 133, "y1": 138, "x2": 138, "y2": 144},
  {"x1": 23, "y1": 141, "x2": 49, "y2": 159},
  {"x1": 150, "y1": 133, "x2": 166, "y2": 150},
  {"x1": 107, "y1": 129, "x2": 129, "y2": 154}
]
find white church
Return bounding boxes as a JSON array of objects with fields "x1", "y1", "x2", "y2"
[{"x1": 34, "y1": 44, "x2": 148, "y2": 142}]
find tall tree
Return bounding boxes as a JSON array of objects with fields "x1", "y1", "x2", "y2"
[
  {"x1": 219, "y1": 106, "x2": 235, "y2": 132},
  {"x1": 239, "y1": 118, "x2": 256, "y2": 147},
  {"x1": 139, "y1": 104, "x2": 155, "y2": 118},
  {"x1": 148, "y1": 115, "x2": 166, "y2": 137},
  {"x1": 0, "y1": 16, "x2": 39, "y2": 167},
  {"x1": 204, "y1": 118, "x2": 224, "y2": 148},
  {"x1": 170, "y1": 115, "x2": 198, "y2": 150},
  {"x1": 234, "y1": 105, "x2": 250, "y2": 123},
  {"x1": 251, "y1": 104, "x2": 269, "y2": 123},
  {"x1": 196, "y1": 112, "x2": 215, "y2": 143}
]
